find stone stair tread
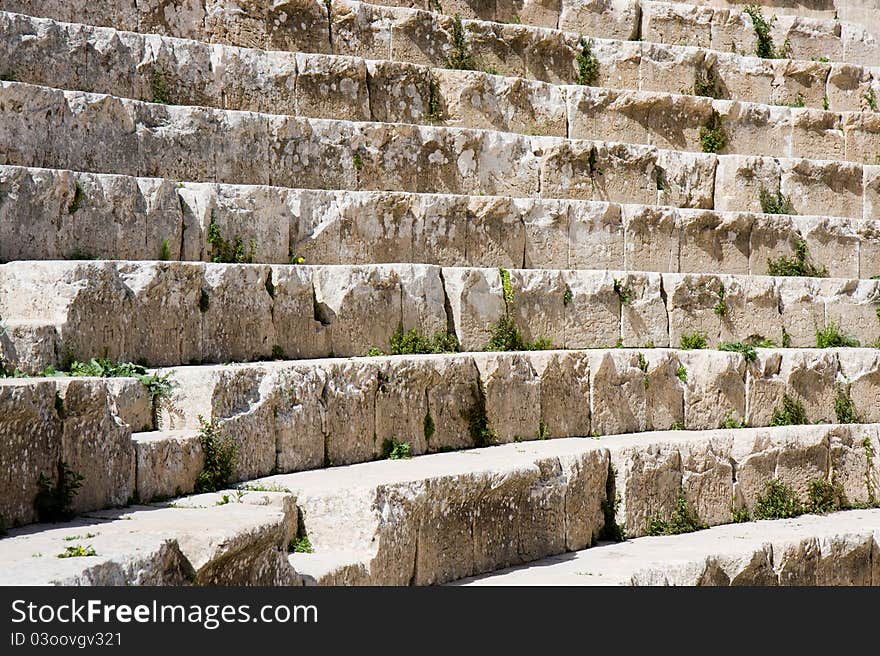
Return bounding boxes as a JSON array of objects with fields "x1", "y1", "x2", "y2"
[
  {"x1": 2, "y1": 8, "x2": 878, "y2": 154},
  {"x1": 3, "y1": 165, "x2": 880, "y2": 279},
  {"x1": 452, "y1": 508, "x2": 880, "y2": 585},
  {"x1": 0, "y1": 501, "x2": 296, "y2": 585}
]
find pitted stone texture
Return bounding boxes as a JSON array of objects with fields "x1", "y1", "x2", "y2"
[
  {"x1": 268, "y1": 439, "x2": 610, "y2": 585},
  {"x1": 0, "y1": 501, "x2": 297, "y2": 585},
  {"x1": 0, "y1": 261, "x2": 449, "y2": 371},
  {"x1": 678, "y1": 350, "x2": 746, "y2": 430},
  {"x1": 457, "y1": 508, "x2": 880, "y2": 586},
  {"x1": 0, "y1": 378, "x2": 133, "y2": 527},
  {"x1": 665, "y1": 273, "x2": 781, "y2": 347}
]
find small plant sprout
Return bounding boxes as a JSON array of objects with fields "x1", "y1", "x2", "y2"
[
  {"x1": 381, "y1": 437, "x2": 412, "y2": 460},
  {"x1": 57, "y1": 544, "x2": 97, "y2": 559},
  {"x1": 194, "y1": 416, "x2": 238, "y2": 493},
  {"x1": 575, "y1": 37, "x2": 599, "y2": 86}
]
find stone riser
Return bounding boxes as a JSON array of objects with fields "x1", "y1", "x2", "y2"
[
  {"x1": 4, "y1": 166, "x2": 880, "y2": 280},
  {"x1": 2, "y1": 82, "x2": 878, "y2": 220},
  {"x1": 268, "y1": 425, "x2": 880, "y2": 584},
  {"x1": 0, "y1": 0, "x2": 876, "y2": 113},
  {"x1": 2, "y1": 12, "x2": 880, "y2": 162},
  {"x1": 141, "y1": 345, "x2": 880, "y2": 495},
  {"x1": 2, "y1": 260, "x2": 879, "y2": 372},
  {"x1": 457, "y1": 508, "x2": 880, "y2": 586}
]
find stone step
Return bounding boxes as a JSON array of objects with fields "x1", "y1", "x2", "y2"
[
  {"x1": 139, "y1": 347, "x2": 880, "y2": 497},
  {"x1": 2, "y1": 81, "x2": 878, "y2": 220},
  {"x1": 0, "y1": 1, "x2": 875, "y2": 113},
  {"x1": 454, "y1": 508, "x2": 880, "y2": 585},
  {"x1": 640, "y1": 0, "x2": 877, "y2": 65},
  {"x1": 0, "y1": 494, "x2": 299, "y2": 585},
  {"x1": 4, "y1": 166, "x2": 880, "y2": 279},
  {"x1": 3, "y1": 11, "x2": 880, "y2": 157},
  {"x1": 6, "y1": 346, "x2": 880, "y2": 525},
  {"x1": 4, "y1": 424, "x2": 876, "y2": 585},
  {"x1": 255, "y1": 425, "x2": 879, "y2": 584},
  {"x1": 2, "y1": 260, "x2": 879, "y2": 372}
]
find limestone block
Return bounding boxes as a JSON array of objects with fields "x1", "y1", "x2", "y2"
[
  {"x1": 748, "y1": 349, "x2": 839, "y2": 426},
  {"x1": 295, "y1": 52, "x2": 370, "y2": 122},
  {"x1": 825, "y1": 63, "x2": 873, "y2": 113},
  {"x1": 748, "y1": 212, "x2": 800, "y2": 276},
  {"x1": 793, "y1": 215, "x2": 860, "y2": 279},
  {"x1": 819, "y1": 277, "x2": 880, "y2": 347},
  {"x1": 272, "y1": 363, "x2": 328, "y2": 473},
  {"x1": 773, "y1": 14, "x2": 842, "y2": 62},
  {"x1": 267, "y1": 116, "x2": 357, "y2": 191},
  {"x1": 442, "y1": 266, "x2": 505, "y2": 351},
  {"x1": 540, "y1": 140, "x2": 658, "y2": 204},
  {"x1": 521, "y1": 198, "x2": 570, "y2": 270},
  {"x1": 711, "y1": 52, "x2": 775, "y2": 105},
  {"x1": 607, "y1": 435, "x2": 684, "y2": 537},
  {"x1": 829, "y1": 424, "x2": 880, "y2": 506},
  {"x1": 679, "y1": 350, "x2": 746, "y2": 429},
  {"x1": 311, "y1": 264, "x2": 446, "y2": 357},
  {"x1": 790, "y1": 109, "x2": 845, "y2": 162},
  {"x1": 709, "y1": 6, "x2": 756, "y2": 54},
  {"x1": 841, "y1": 21, "x2": 880, "y2": 67},
  {"x1": 592, "y1": 39, "x2": 642, "y2": 91},
  {"x1": 467, "y1": 196, "x2": 528, "y2": 268},
  {"x1": 200, "y1": 262, "x2": 274, "y2": 363},
  {"x1": 623, "y1": 205, "x2": 680, "y2": 273},
  {"x1": 366, "y1": 59, "x2": 433, "y2": 125},
  {"x1": 678, "y1": 209, "x2": 751, "y2": 275},
  {"x1": 714, "y1": 155, "x2": 782, "y2": 214},
  {"x1": 732, "y1": 425, "x2": 830, "y2": 509},
  {"x1": 559, "y1": 0, "x2": 641, "y2": 40},
  {"x1": 434, "y1": 68, "x2": 567, "y2": 136},
  {"x1": 777, "y1": 276, "x2": 826, "y2": 346},
  {"x1": 837, "y1": 349, "x2": 880, "y2": 424},
  {"x1": 589, "y1": 350, "x2": 649, "y2": 435},
  {"x1": 203, "y1": 0, "x2": 330, "y2": 53},
  {"x1": 508, "y1": 268, "x2": 566, "y2": 348},
  {"x1": 331, "y1": 0, "x2": 394, "y2": 61},
  {"x1": 105, "y1": 378, "x2": 153, "y2": 433},
  {"x1": 640, "y1": 1, "x2": 714, "y2": 48},
  {"x1": 322, "y1": 359, "x2": 378, "y2": 466},
  {"x1": 372, "y1": 354, "x2": 483, "y2": 455},
  {"x1": 643, "y1": 350, "x2": 686, "y2": 431},
  {"x1": 0, "y1": 82, "x2": 69, "y2": 169},
  {"x1": 655, "y1": 148, "x2": 716, "y2": 208},
  {"x1": 473, "y1": 352, "x2": 541, "y2": 443},
  {"x1": 156, "y1": 363, "x2": 276, "y2": 480},
  {"x1": 561, "y1": 269, "x2": 624, "y2": 348},
  {"x1": 770, "y1": 59, "x2": 831, "y2": 111},
  {"x1": 843, "y1": 110, "x2": 880, "y2": 165},
  {"x1": 864, "y1": 165, "x2": 880, "y2": 223},
  {"x1": 567, "y1": 201, "x2": 625, "y2": 271},
  {"x1": 423, "y1": 355, "x2": 483, "y2": 452},
  {"x1": 615, "y1": 271, "x2": 668, "y2": 348},
  {"x1": 133, "y1": 430, "x2": 202, "y2": 502},
  {"x1": 528, "y1": 350, "x2": 591, "y2": 439},
  {"x1": 0, "y1": 379, "x2": 61, "y2": 526},
  {"x1": 857, "y1": 220, "x2": 880, "y2": 279},
  {"x1": 664, "y1": 273, "x2": 782, "y2": 346},
  {"x1": 715, "y1": 102, "x2": 791, "y2": 159},
  {"x1": 780, "y1": 158, "x2": 863, "y2": 219},
  {"x1": 270, "y1": 265, "x2": 331, "y2": 360}
]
